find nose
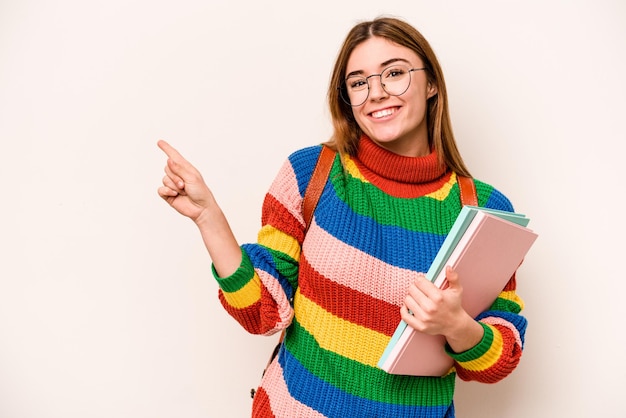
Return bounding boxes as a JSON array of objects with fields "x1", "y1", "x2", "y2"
[{"x1": 367, "y1": 74, "x2": 388, "y2": 101}]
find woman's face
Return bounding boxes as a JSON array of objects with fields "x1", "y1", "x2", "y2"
[{"x1": 345, "y1": 36, "x2": 437, "y2": 157}]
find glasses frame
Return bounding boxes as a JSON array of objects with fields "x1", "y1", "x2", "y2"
[{"x1": 339, "y1": 66, "x2": 427, "y2": 107}]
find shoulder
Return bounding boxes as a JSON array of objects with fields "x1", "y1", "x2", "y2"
[
  {"x1": 287, "y1": 145, "x2": 324, "y2": 168},
  {"x1": 285, "y1": 145, "x2": 326, "y2": 196},
  {"x1": 473, "y1": 178, "x2": 516, "y2": 212}
]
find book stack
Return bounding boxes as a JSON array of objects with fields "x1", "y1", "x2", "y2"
[{"x1": 377, "y1": 206, "x2": 538, "y2": 376}]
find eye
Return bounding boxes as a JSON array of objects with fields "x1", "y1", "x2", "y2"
[
  {"x1": 347, "y1": 77, "x2": 367, "y2": 90},
  {"x1": 384, "y1": 67, "x2": 407, "y2": 79}
]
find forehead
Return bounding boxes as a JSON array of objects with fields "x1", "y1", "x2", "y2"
[{"x1": 346, "y1": 36, "x2": 421, "y2": 73}]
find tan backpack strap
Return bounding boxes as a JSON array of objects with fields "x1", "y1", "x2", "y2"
[
  {"x1": 457, "y1": 175, "x2": 478, "y2": 207},
  {"x1": 302, "y1": 145, "x2": 336, "y2": 232}
]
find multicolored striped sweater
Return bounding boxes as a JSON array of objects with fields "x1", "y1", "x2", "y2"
[{"x1": 213, "y1": 137, "x2": 527, "y2": 418}]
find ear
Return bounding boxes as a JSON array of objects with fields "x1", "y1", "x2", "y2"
[{"x1": 427, "y1": 82, "x2": 438, "y2": 99}]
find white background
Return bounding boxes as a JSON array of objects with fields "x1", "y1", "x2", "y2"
[{"x1": 1, "y1": 1, "x2": 625, "y2": 417}]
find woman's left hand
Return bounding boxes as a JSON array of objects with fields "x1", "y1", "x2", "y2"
[{"x1": 400, "y1": 266, "x2": 484, "y2": 352}]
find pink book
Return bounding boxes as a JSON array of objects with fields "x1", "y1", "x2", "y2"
[{"x1": 379, "y1": 210, "x2": 538, "y2": 376}]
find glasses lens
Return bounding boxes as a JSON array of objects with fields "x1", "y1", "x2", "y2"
[
  {"x1": 381, "y1": 66, "x2": 411, "y2": 96},
  {"x1": 341, "y1": 76, "x2": 368, "y2": 106}
]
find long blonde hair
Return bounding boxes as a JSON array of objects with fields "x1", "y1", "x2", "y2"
[{"x1": 326, "y1": 16, "x2": 471, "y2": 177}]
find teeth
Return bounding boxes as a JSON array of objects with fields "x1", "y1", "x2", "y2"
[{"x1": 372, "y1": 108, "x2": 394, "y2": 118}]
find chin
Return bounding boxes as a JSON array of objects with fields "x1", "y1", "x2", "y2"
[
  {"x1": 366, "y1": 129, "x2": 401, "y2": 143},
  {"x1": 369, "y1": 134, "x2": 404, "y2": 146}
]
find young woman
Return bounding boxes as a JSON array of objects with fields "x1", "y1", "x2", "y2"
[{"x1": 158, "y1": 16, "x2": 527, "y2": 418}]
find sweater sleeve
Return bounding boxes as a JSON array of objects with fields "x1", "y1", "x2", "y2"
[
  {"x1": 446, "y1": 272, "x2": 527, "y2": 383},
  {"x1": 446, "y1": 180, "x2": 528, "y2": 382},
  {"x1": 212, "y1": 146, "x2": 323, "y2": 336}
]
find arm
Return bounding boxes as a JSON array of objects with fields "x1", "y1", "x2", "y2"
[
  {"x1": 449, "y1": 272, "x2": 527, "y2": 383},
  {"x1": 157, "y1": 140, "x2": 304, "y2": 335},
  {"x1": 401, "y1": 183, "x2": 527, "y2": 382},
  {"x1": 214, "y1": 148, "x2": 324, "y2": 335},
  {"x1": 159, "y1": 143, "x2": 323, "y2": 336},
  {"x1": 157, "y1": 140, "x2": 241, "y2": 277},
  {"x1": 401, "y1": 268, "x2": 527, "y2": 383}
]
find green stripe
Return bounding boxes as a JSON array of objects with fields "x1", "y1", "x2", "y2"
[
  {"x1": 213, "y1": 246, "x2": 299, "y2": 294},
  {"x1": 212, "y1": 249, "x2": 254, "y2": 293},
  {"x1": 332, "y1": 171, "x2": 467, "y2": 235},
  {"x1": 474, "y1": 180, "x2": 495, "y2": 207},
  {"x1": 267, "y1": 247, "x2": 299, "y2": 290},
  {"x1": 446, "y1": 322, "x2": 494, "y2": 362},
  {"x1": 285, "y1": 319, "x2": 456, "y2": 406},
  {"x1": 490, "y1": 297, "x2": 523, "y2": 314},
  {"x1": 330, "y1": 168, "x2": 496, "y2": 235}
]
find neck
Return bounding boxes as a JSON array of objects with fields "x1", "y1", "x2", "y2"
[
  {"x1": 354, "y1": 135, "x2": 446, "y2": 184},
  {"x1": 370, "y1": 137, "x2": 431, "y2": 157}
]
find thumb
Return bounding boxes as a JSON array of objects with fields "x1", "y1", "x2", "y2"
[{"x1": 442, "y1": 266, "x2": 461, "y2": 291}]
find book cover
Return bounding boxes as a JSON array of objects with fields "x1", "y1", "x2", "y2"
[
  {"x1": 377, "y1": 209, "x2": 537, "y2": 376},
  {"x1": 378, "y1": 207, "x2": 529, "y2": 368}
]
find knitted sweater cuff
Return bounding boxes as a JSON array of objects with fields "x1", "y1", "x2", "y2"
[
  {"x1": 445, "y1": 322, "x2": 494, "y2": 363},
  {"x1": 211, "y1": 248, "x2": 255, "y2": 293}
]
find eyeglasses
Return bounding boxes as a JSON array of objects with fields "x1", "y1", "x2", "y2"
[{"x1": 339, "y1": 65, "x2": 427, "y2": 107}]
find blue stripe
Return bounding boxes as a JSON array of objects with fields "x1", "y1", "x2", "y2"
[
  {"x1": 477, "y1": 310, "x2": 528, "y2": 346},
  {"x1": 242, "y1": 243, "x2": 295, "y2": 301},
  {"x1": 278, "y1": 347, "x2": 453, "y2": 418},
  {"x1": 483, "y1": 189, "x2": 514, "y2": 212},
  {"x1": 314, "y1": 184, "x2": 443, "y2": 272},
  {"x1": 288, "y1": 145, "x2": 324, "y2": 197}
]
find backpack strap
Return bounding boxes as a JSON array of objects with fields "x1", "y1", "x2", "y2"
[
  {"x1": 457, "y1": 175, "x2": 478, "y2": 207},
  {"x1": 302, "y1": 145, "x2": 336, "y2": 232}
]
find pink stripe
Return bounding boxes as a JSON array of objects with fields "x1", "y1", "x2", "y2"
[
  {"x1": 480, "y1": 317, "x2": 523, "y2": 347},
  {"x1": 260, "y1": 358, "x2": 326, "y2": 418},
  {"x1": 303, "y1": 219, "x2": 419, "y2": 306},
  {"x1": 257, "y1": 269, "x2": 294, "y2": 336},
  {"x1": 267, "y1": 160, "x2": 306, "y2": 227}
]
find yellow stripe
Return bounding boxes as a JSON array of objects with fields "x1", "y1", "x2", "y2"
[
  {"x1": 221, "y1": 275, "x2": 262, "y2": 309},
  {"x1": 459, "y1": 324, "x2": 503, "y2": 371},
  {"x1": 499, "y1": 290, "x2": 525, "y2": 309},
  {"x1": 223, "y1": 225, "x2": 300, "y2": 311},
  {"x1": 344, "y1": 156, "x2": 369, "y2": 183},
  {"x1": 258, "y1": 225, "x2": 301, "y2": 261},
  {"x1": 294, "y1": 290, "x2": 388, "y2": 367},
  {"x1": 424, "y1": 172, "x2": 456, "y2": 201}
]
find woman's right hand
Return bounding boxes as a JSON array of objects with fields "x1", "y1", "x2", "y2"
[
  {"x1": 157, "y1": 139, "x2": 243, "y2": 276},
  {"x1": 157, "y1": 139, "x2": 215, "y2": 223}
]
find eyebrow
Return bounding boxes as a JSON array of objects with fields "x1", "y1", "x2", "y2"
[{"x1": 346, "y1": 58, "x2": 412, "y2": 78}]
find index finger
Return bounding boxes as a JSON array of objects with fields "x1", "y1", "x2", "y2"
[
  {"x1": 157, "y1": 139, "x2": 183, "y2": 159},
  {"x1": 412, "y1": 273, "x2": 439, "y2": 297},
  {"x1": 157, "y1": 139, "x2": 199, "y2": 181}
]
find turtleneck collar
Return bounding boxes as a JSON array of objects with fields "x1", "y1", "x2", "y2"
[{"x1": 354, "y1": 136, "x2": 447, "y2": 185}]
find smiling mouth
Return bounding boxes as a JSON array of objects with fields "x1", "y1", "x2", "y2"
[{"x1": 371, "y1": 108, "x2": 397, "y2": 119}]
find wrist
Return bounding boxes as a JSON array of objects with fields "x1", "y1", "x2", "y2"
[
  {"x1": 193, "y1": 196, "x2": 221, "y2": 229},
  {"x1": 193, "y1": 202, "x2": 242, "y2": 278},
  {"x1": 445, "y1": 313, "x2": 484, "y2": 353}
]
